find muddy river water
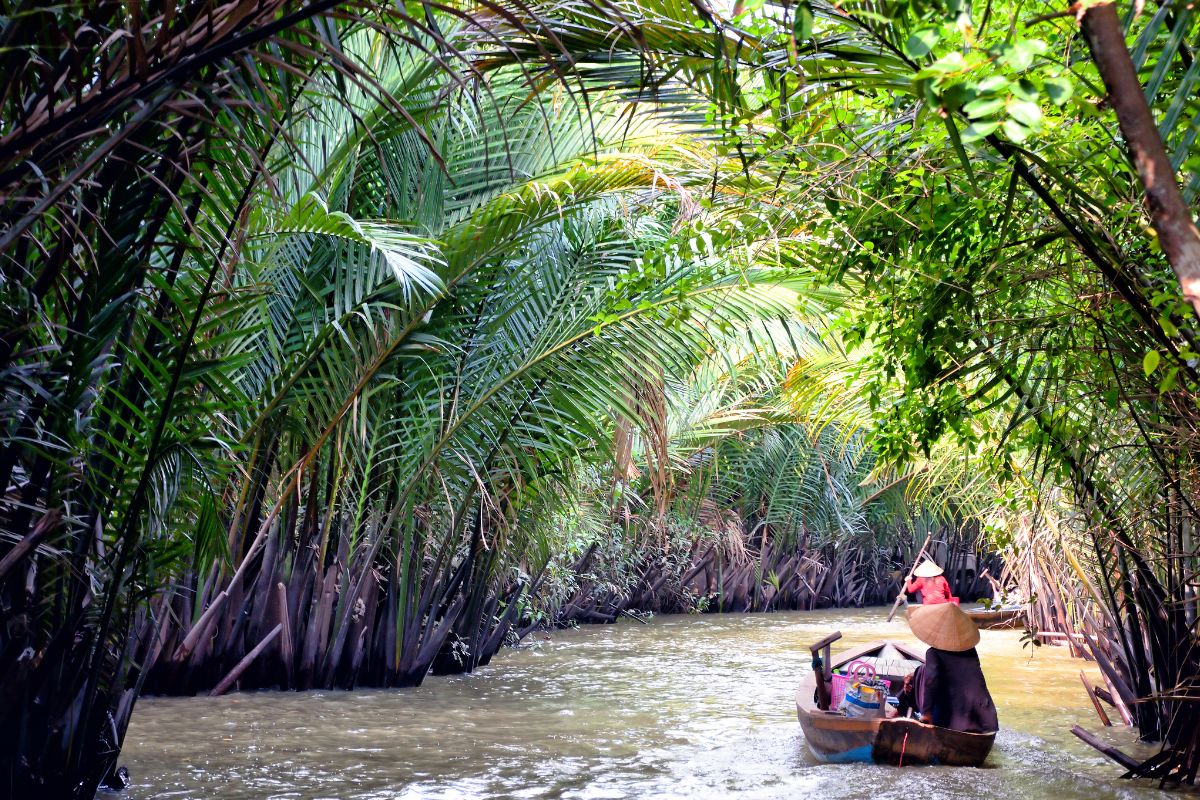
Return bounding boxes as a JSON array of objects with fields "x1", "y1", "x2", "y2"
[{"x1": 116, "y1": 608, "x2": 1168, "y2": 799}]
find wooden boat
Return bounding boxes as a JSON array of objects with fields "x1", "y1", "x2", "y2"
[
  {"x1": 964, "y1": 605, "x2": 1026, "y2": 629},
  {"x1": 795, "y1": 633, "x2": 997, "y2": 766}
]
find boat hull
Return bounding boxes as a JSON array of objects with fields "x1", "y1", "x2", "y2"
[
  {"x1": 872, "y1": 717, "x2": 996, "y2": 766},
  {"x1": 795, "y1": 640, "x2": 996, "y2": 767},
  {"x1": 794, "y1": 683, "x2": 878, "y2": 763}
]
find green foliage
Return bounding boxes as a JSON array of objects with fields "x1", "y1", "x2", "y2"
[
  {"x1": 8, "y1": 0, "x2": 1200, "y2": 787},
  {"x1": 488, "y1": 0, "x2": 1200, "y2": 746}
]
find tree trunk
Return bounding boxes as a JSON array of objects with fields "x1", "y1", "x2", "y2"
[{"x1": 1080, "y1": 1, "x2": 1200, "y2": 315}]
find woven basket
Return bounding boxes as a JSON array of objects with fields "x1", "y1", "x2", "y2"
[{"x1": 830, "y1": 660, "x2": 891, "y2": 709}]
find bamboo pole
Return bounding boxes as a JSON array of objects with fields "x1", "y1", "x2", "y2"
[{"x1": 887, "y1": 533, "x2": 933, "y2": 622}]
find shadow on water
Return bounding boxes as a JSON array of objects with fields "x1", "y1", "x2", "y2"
[{"x1": 113, "y1": 609, "x2": 1171, "y2": 800}]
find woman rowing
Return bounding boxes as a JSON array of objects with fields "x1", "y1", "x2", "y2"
[
  {"x1": 905, "y1": 558, "x2": 957, "y2": 605},
  {"x1": 905, "y1": 603, "x2": 998, "y2": 734}
]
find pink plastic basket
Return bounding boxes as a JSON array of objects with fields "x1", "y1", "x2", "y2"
[{"x1": 830, "y1": 660, "x2": 891, "y2": 709}]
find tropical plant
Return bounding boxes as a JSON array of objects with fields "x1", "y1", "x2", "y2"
[
  {"x1": 8, "y1": 0, "x2": 1200, "y2": 792},
  {"x1": 146, "y1": 60, "x2": 818, "y2": 694},
  {"x1": 0, "y1": 1, "x2": 564, "y2": 794},
  {"x1": 486, "y1": 0, "x2": 1200, "y2": 780}
]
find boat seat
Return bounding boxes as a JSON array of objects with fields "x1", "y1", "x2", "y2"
[{"x1": 844, "y1": 647, "x2": 922, "y2": 683}]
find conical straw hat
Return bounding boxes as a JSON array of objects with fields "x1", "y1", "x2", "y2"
[
  {"x1": 906, "y1": 602, "x2": 980, "y2": 652},
  {"x1": 912, "y1": 559, "x2": 944, "y2": 578}
]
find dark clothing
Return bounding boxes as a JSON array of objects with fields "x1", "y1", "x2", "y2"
[
  {"x1": 916, "y1": 647, "x2": 998, "y2": 733},
  {"x1": 895, "y1": 681, "x2": 918, "y2": 718}
]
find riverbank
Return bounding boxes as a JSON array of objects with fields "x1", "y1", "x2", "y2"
[
  {"x1": 112, "y1": 608, "x2": 1167, "y2": 800},
  {"x1": 540, "y1": 535, "x2": 1001, "y2": 629}
]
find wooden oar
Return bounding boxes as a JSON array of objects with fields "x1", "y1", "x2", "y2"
[{"x1": 887, "y1": 533, "x2": 933, "y2": 622}]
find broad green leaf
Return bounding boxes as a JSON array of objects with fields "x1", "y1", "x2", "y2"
[
  {"x1": 999, "y1": 38, "x2": 1047, "y2": 71},
  {"x1": 1002, "y1": 118, "x2": 1030, "y2": 142},
  {"x1": 793, "y1": 2, "x2": 814, "y2": 42},
  {"x1": 961, "y1": 119, "x2": 1001, "y2": 141},
  {"x1": 963, "y1": 96, "x2": 1005, "y2": 119},
  {"x1": 904, "y1": 27, "x2": 941, "y2": 59},
  {"x1": 1007, "y1": 100, "x2": 1042, "y2": 128},
  {"x1": 1044, "y1": 77, "x2": 1073, "y2": 106},
  {"x1": 976, "y1": 75, "x2": 1010, "y2": 93},
  {"x1": 1144, "y1": 350, "x2": 1161, "y2": 377}
]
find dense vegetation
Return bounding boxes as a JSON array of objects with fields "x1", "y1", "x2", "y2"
[{"x1": 1, "y1": 0, "x2": 1198, "y2": 795}]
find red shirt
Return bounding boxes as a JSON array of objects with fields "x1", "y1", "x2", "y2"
[{"x1": 905, "y1": 575, "x2": 955, "y2": 604}]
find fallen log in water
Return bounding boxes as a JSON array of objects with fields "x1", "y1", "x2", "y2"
[
  {"x1": 210, "y1": 624, "x2": 283, "y2": 697},
  {"x1": 1071, "y1": 725, "x2": 1141, "y2": 771}
]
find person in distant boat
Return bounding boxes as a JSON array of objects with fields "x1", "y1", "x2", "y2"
[
  {"x1": 904, "y1": 559, "x2": 957, "y2": 605},
  {"x1": 906, "y1": 603, "x2": 999, "y2": 734}
]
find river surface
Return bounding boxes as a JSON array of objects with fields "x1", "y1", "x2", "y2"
[{"x1": 115, "y1": 608, "x2": 1168, "y2": 800}]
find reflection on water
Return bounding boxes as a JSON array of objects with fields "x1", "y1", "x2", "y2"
[{"x1": 115, "y1": 609, "x2": 1169, "y2": 799}]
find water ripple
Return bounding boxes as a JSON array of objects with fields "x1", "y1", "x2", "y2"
[{"x1": 112, "y1": 609, "x2": 1171, "y2": 800}]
